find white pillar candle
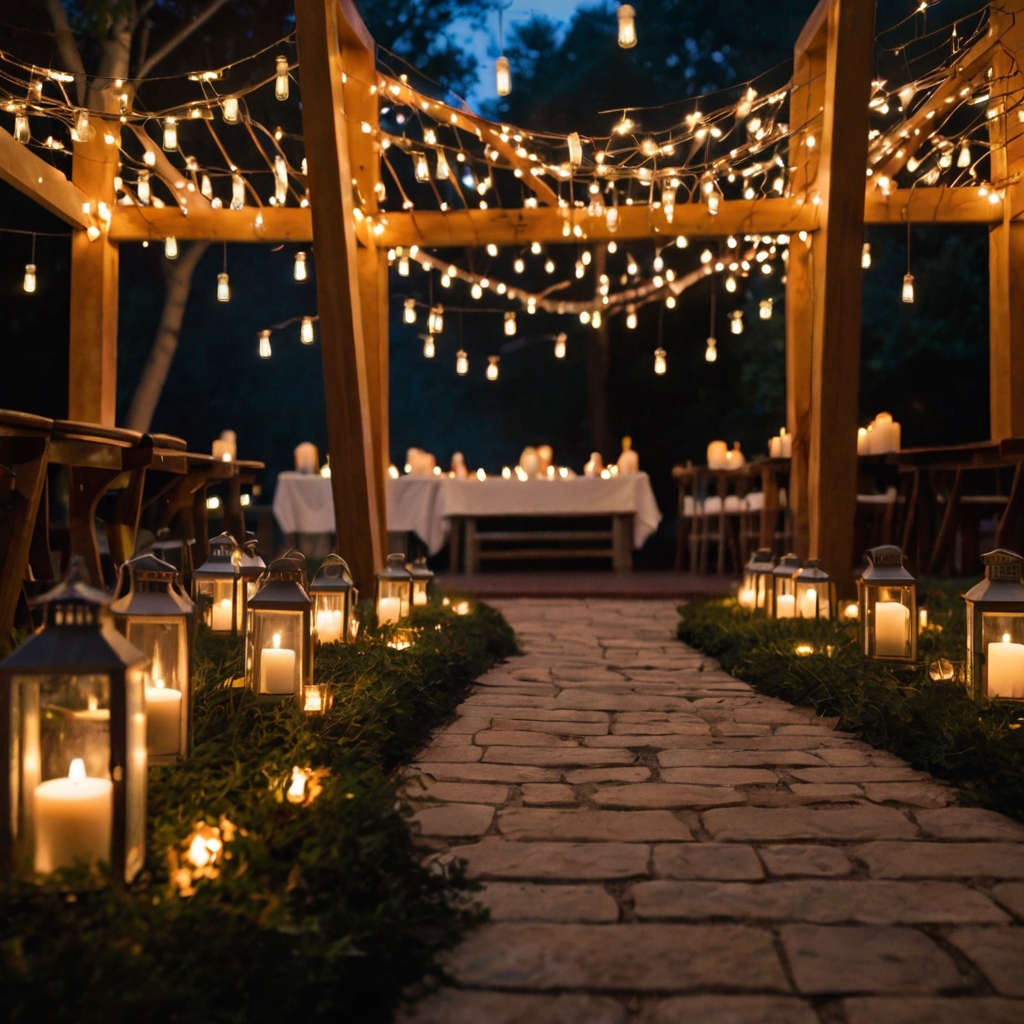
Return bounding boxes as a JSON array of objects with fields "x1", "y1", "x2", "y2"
[
  {"x1": 315, "y1": 609, "x2": 344, "y2": 643},
  {"x1": 776, "y1": 594, "x2": 795, "y2": 618},
  {"x1": 211, "y1": 598, "x2": 233, "y2": 631},
  {"x1": 145, "y1": 684, "x2": 183, "y2": 756},
  {"x1": 379, "y1": 596, "x2": 402, "y2": 625},
  {"x1": 799, "y1": 588, "x2": 818, "y2": 619},
  {"x1": 987, "y1": 634, "x2": 1024, "y2": 698},
  {"x1": 875, "y1": 601, "x2": 910, "y2": 656},
  {"x1": 738, "y1": 587, "x2": 756, "y2": 610},
  {"x1": 769, "y1": 436, "x2": 782, "y2": 458},
  {"x1": 413, "y1": 589, "x2": 428, "y2": 606},
  {"x1": 780, "y1": 430, "x2": 792, "y2": 457},
  {"x1": 34, "y1": 759, "x2": 112, "y2": 874},
  {"x1": 260, "y1": 634, "x2": 296, "y2": 694}
]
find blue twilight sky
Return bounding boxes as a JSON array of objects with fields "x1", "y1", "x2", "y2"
[{"x1": 455, "y1": 0, "x2": 595, "y2": 106}]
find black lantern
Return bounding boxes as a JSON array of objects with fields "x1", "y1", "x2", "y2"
[
  {"x1": 410, "y1": 557, "x2": 435, "y2": 609},
  {"x1": 376, "y1": 553, "x2": 413, "y2": 625},
  {"x1": 193, "y1": 532, "x2": 243, "y2": 635},
  {"x1": 964, "y1": 549, "x2": 1024, "y2": 701},
  {"x1": 771, "y1": 553, "x2": 802, "y2": 619},
  {"x1": 794, "y1": 559, "x2": 834, "y2": 621},
  {"x1": 245, "y1": 558, "x2": 313, "y2": 706},
  {"x1": 858, "y1": 545, "x2": 917, "y2": 662},
  {"x1": 740, "y1": 548, "x2": 775, "y2": 613},
  {"x1": 111, "y1": 554, "x2": 192, "y2": 762},
  {"x1": 0, "y1": 571, "x2": 148, "y2": 883},
  {"x1": 309, "y1": 554, "x2": 358, "y2": 646}
]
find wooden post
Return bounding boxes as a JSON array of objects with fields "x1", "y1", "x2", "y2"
[
  {"x1": 294, "y1": 0, "x2": 384, "y2": 589},
  {"x1": 806, "y1": 0, "x2": 874, "y2": 594},
  {"x1": 69, "y1": 120, "x2": 120, "y2": 425},
  {"x1": 785, "y1": 0, "x2": 828, "y2": 561},
  {"x1": 988, "y1": 2, "x2": 1024, "y2": 440}
]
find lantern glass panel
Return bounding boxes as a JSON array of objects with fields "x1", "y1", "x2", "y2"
[
  {"x1": 125, "y1": 620, "x2": 188, "y2": 758},
  {"x1": 249, "y1": 610, "x2": 305, "y2": 697},
  {"x1": 771, "y1": 556, "x2": 802, "y2": 618},
  {"x1": 979, "y1": 613, "x2": 1024, "y2": 699},
  {"x1": 794, "y1": 580, "x2": 831, "y2": 620},
  {"x1": 412, "y1": 579, "x2": 430, "y2": 607},
  {"x1": 378, "y1": 579, "x2": 409, "y2": 623},
  {"x1": 197, "y1": 577, "x2": 241, "y2": 632},
  {"x1": 862, "y1": 585, "x2": 916, "y2": 660},
  {"x1": 313, "y1": 593, "x2": 348, "y2": 643}
]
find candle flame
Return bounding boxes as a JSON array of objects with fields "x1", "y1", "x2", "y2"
[
  {"x1": 272, "y1": 633, "x2": 281, "y2": 649},
  {"x1": 68, "y1": 758, "x2": 86, "y2": 783},
  {"x1": 1004, "y1": 633, "x2": 1011, "y2": 643},
  {"x1": 88, "y1": 695, "x2": 98, "y2": 712},
  {"x1": 287, "y1": 766, "x2": 307, "y2": 803}
]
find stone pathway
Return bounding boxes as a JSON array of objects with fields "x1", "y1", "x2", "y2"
[{"x1": 401, "y1": 599, "x2": 1024, "y2": 1024}]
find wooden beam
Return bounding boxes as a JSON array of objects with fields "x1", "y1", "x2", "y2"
[
  {"x1": 110, "y1": 206, "x2": 312, "y2": 242},
  {"x1": 0, "y1": 127, "x2": 91, "y2": 228},
  {"x1": 294, "y1": 0, "x2": 383, "y2": 589},
  {"x1": 69, "y1": 119, "x2": 120, "y2": 425},
  {"x1": 807, "y1": 0, "x2": 875, "y2": 594},
  {"x1": 988, "y1": 1, "x2": 1024, "y2": 440}
]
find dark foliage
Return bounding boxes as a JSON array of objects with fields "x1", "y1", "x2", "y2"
[
  {"x1": 0, "y1": 601, "x2": 517, "y2": 1024},
  {"x1": 677, "y1": 594, "x2": 1024, "y2": 822}
]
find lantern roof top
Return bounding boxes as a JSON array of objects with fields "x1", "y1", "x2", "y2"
[
  {"x1": 248, "y1": 558, "x2": 311, "y2": 609},
  {"x1": 745, "y1": 548, "x2": 775, "y2": 571},
  {"x1": 310, "y1": 553, "x2": 354, "y2": 593},
  {"x1": 409, "y1": 556, "x2": 434, "y2": 581},
  {"x1": 964, "y1": 549, "x2": 1024, "y2": 605},
  {"x1": 773, "y1": 553, "x2": 802, "y2": 577},
  {"x1": 862, "y1": 545, "x2": 915, "y2": 583},
  {"x1": 379, "y1": 552, "x2": 413, "y2": 580},
  {"x1": 795, "y1": 558, "x2": 830, "y2": 582}
]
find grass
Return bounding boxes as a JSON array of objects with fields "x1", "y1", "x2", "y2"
[
  {"x1": 677, "y1": 589, "x2": 1024, "y2": 822},
  {"x1": 0, "y1": 600, "x2": 517, "y2": 1024}
]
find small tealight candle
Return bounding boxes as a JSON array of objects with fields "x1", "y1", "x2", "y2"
[
  {"x1": 260, "y1": 633, "x2": 296, "y2": 694},
  {"x1": 776, "y1": 594, "x2": 795, "y2": 619}
]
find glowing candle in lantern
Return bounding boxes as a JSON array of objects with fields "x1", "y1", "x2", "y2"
[
  {"x1": 776, "y1": 594, "x2": 796, "y2": 618},
  {"x1": 260, "y1": 633, "x2": 296, "y2": 695},
  {"x1": 211, "y1": 598, "x2": 233, "y2": 632},
  {"x1": 875, "y1": 601, "x2": 910, "y2": 657},
  {"x1": 145, "y1": 677, "x2": 183, "y2": 758},
  {"x1": 379, "y1": 596, "x2": 402, "y2": 625},
  {"x1": 738, "y1": 588, "x2": 757, "y2": 610},
  {"x1": 986, "y1": 634, "x2": 1024, "y2": 699},
  {"x1": 33, "y1": 758, "x2": 113, "y2": 875},
  {"x1": 800, "y1": 588, "x2": 818, "y2": 619}
]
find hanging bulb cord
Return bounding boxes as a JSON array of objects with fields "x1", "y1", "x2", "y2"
[
  {"x1": 223, "y1": 241, "x2": 228, "y2": 274},
  {"x1": 709, "y1": 269, "x2": 717, "y2": 337},
  {"x1": 30, "y1": 232, "x2": 36, "y2": 264}
]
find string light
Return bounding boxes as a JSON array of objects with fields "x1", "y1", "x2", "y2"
[
  {"x1": 861, "y1": 242, "x2": 872, "y2": 269},
  {"x1": 259, "y1": 330, "x2": 272, "y2": 358},
  {"x1": 398, "y1": 251, "x2": 410, "y2": 276},
  {"x1": 504, "y1": 311, "x2": 517, "y2": 336},
  {"x1": 568, "y1": 131, "x2": 583, "y2": 168},
  {"x1": 164, "y1": 237, "x2": 178, "y2": 260},
  {"x1": 759, "y1": 298, "x2": 773, "y2": 319},
  {"x1": 414, "y1": 152, "x2": 430, "y2": 182},
  {"x1": 14, "y1": 113, "x2": 29, "y2": 144},
  {"x1": 428, "y1": 305, "x2": 444, "y2": 333},
  {"x1": 162, "y1": 117, "x2": 178, "y2": 151},
  {"x1": 958, "y1": 141, "x2": 971, "y2": 168},
  {"x1": 608, "y1": 241, "x2": 618, "y2": 253},
  {"x1": 554, "y1": 332, "x2": 567, "y2": 358},
  {"x1": 222, "y1": 97, "x2": 239, "y2": 123},
  {"x1": 435, "y1": 149, "x2": 451, "y2": 180},
  {"x1": 486, "y1": 355, "x2": 500, "y2": 380},
  {"x1": 591, "y1": 309, "x2": 603, "y2": 329},
  {"x1": 423, "y1": 335, "x2": 435, "y2": 358},
  {"x1": 22, "y1": 236, "x2": 36, "y2": 293},
  {"x1": 217, "y1": 273, "x2": 231, "y2": 302},
  {"x1": 294, "y1": 251, "x2": 308, "y2": 281},
  {"x1": 471, "y1": 282, "x2": 484, "y2": 299},
  {"x1": 403, "y1": 298, "x2": 417, "y2": 324},
  {"x1": 275, "y1": 56, "x2": 290, "y2": 101},
  {"x1": 530, "y1": 242, "x2": 542, "y2": 255},
  {"x1": 137, "y1": 170, "x2": 151, "y2": 206},
  {"x1": 301, "y1": 317, "x2": 315, "y2": 344},
  {"x1": 514, "y1": 257, "x2": 525, "y2": 274},
  {"x1": 575, "y1": 260, "x2": 585, "y2": 279},
  {"x1": 274, "y1": 155, "x2": 288, "y2": 205},
  {"x1": 617, "y1": 4, "x2": 637, "y2": 48},
  {"x1": 544, "y1": 259, "x2": 555, "y2": 274},
  {"x1": 495, "y1": 56, "x2": 511, "y2": 97},
  {"x1": 705, "y1": 337, "x2": 718, "y2": 362},
  {"x1": 231, "y1": 174, "x2": 245, "y2": 210},
  {"x1": 725, "y1": 276, "x2": 737, "y2": 293},
  {"x1": 626, "y1": 255, "x2": 638, "y2": 276},
  {"x1": 665, "y1": 295, "x2": 676, "y2": 309},
  {"x1": 654, "y1": 347, "x2": 667, "y2": 375},
  {"x1": 729, "y1": 309, "x2": 744, "y2": 334},
  {"x1": 72, "y1": 109, "x2": 92, "y2": 142},
  {"x1": 487, "y1": 243, "x2": 498, "y2": 257},
  {"x1": 456, "y1": 349, "x2": 469, "y2": 375},
  {"x1": 626, "y1": 305, "x2": 638, "y2": 329}
]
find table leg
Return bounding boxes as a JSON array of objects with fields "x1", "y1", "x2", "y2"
[
  {"x1": 106, "y1": 467, "x2": 147, "y2": 567},
  {"x1": 929, "y1": 469, "x2": 963, "y2": 575},
  {"x1": 612, "y1": 514, "x2": 633, "y2": 572},
  {"x1": 464, "y1": 517, "x2": 479, "y2": 574},
  {"x1": 760, "y1": 465, "x2": 779, "y2": 552},
  {"x1": 28, "y1": 473, "x2": 55, "y2": 581},
  {"x1": 996, "y1": 462, "x2": 1024, "y2": 551},
  {"x1": 68, "y1": 466, "x2": 123, "y2": 586}
]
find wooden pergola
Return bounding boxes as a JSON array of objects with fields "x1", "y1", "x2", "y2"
[{"x1": 3, "y1": 0, "x2": 1024, "y2": 592}]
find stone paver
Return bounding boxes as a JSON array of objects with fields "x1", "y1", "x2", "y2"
[{"x1": 403, "y1": 599, "x2": 1024, "y2": 1022}]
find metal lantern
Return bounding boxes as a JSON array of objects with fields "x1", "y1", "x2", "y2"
[
  {"x1": 309, "y1": 554, "x2": 358, "y2": 646},
  {"x1": 0, "y1": 571, "x2": 148, "y2": 884},
  {"x1": 771, "y1": 553, "x2": 803, "y2": 618},
  {"x1": 740, "y1": 548, "x2": 775, "y2": 613},
  {"x1": 245, "y1": 558, "x2": 313, "y2": 707},
  {"x1": 410, "y1": 557, "x2": 435, "y2": 608},
  {"x1": 376, "y1": 553, "x2": 413, "y2": 625},
  {"x1": 858, "y1": 545, "x2": 917, "y2": 662},
  {"x1": 111, "y1": 555, "x2": 192, "y2": 762},
  {"x1": 794, "y1": 559, "x2": 834, "y2": 620},
  {"x1": 193, "y1": 532, "x2": 243, "y2": 635},
  {"x1": 964, "y1": 549, "x2": 1024, "y2": 701},
  {"x1": 238, "y1": 536, "x2": 267, "y2": 603}
]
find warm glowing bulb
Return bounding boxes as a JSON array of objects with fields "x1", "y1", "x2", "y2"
[
  {"x1": 958, "y1": 141, "x2": 971, "y2": 168},
  {"x1": 258, "y1": 330, "x2": 272, "y2": 358},
  {"x1": 665, "y1": 295, "x2": 676, "y2": 309},
  {"x1": 495, "y1": 55, "x2": 511, "y2": 96},
  {"x1": 486, "y1": 355, "x2": 500, "y2": 380},
  {"x1": 423, "y1": 335, "x2": 435, "y2": 358},
  {"x1": 705, "y1": 337, "x2": 718, "y2": 362},
  {"x1": 617, "y1": 4, "x2": 637, "y2": 48},
  {"x1": 504, "y1": 312, "x2": 517, "y2": 336},
  {"x1": 14, "y1": 113, "x2": 29, "y2": 144},
  {"x1": 222, "y1": 96, "x2": 239, "y2": 123},
  {"x1": 729, "y1": 310, "x2": 744, "y2": 334},
  {"x1": 456, "y1": 349, "x2": 468, "y2": 375},
  {"x1": 471, "y1": 282, "x2": 484, "y2": 299},
  {"x1": 162, "y1": 117, "x2": 178, "y2": 151},
  {"x1": 217, "y1": 272, "x2": 230, "y2": 302},
  {"x1": 293, "y1": 251, "x2": 308, "y2": 281},
  {"x1": 22, "y1": 263, "x2": 36, "y2": 293},
  {"x1": 626, "y1": 306, "x2": 637, "y2": 330},
  {"x1": 164, "y1": 236, "x2": 178, "y2": 260},
  {"x1": 275, "y1": 56, "x2": 290, "y2": 101},
  {"x1": 544, "y1": 259, "x2": 555, "y2": 274},
  {"x1": 654, "y1": 347, "x2": 667, "y2": 375},
  {"x1": 902, "y1": 273, "x2": 915, "y2": 303},
  {"x1": 301, "y1": 317, "x2": 314, "y2": 344},
  {"x1": 759, "y1": 298, "x2": 773, "y2": 320},
  {"x1": 725, "y1": 276, "x2": 737, "y2": 293},
  {"x1": 514, "y1": 257, "x2": 525, "y2": 274},
  {"x1": 554, "y1": 333, "x2": 567, "y2": 359},
  {"x1": 414, "y1": 151, "x2": 430, "y2": 182},
  {"x1": 403, "y1": 298, "x2": 417, "y2": 324},
  {"x1": 137, "y1": 170, "x2": 151, "y2": 206},
  {"x1": 231, "y1": 174, "x2": 245, "y2": 210},
  {"x1": 862, "y1": 242, "x2": 872, "y2": 269}
]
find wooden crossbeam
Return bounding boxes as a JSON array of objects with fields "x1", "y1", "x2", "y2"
[{"x1": 0, "y1": 127, "x2": 91, "y2": 228}]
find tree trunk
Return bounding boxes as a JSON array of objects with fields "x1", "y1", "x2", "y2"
[
  {"x1": 586, "y1": 243, "x2": 613, "y2": 458},
  {"x1": 125, "y1": 242, "x2": 209, "y2": 433}
]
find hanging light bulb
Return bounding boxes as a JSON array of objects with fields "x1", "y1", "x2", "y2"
[
  {"x1": 608, "y1": 240, "x2": 618, "y2": 253},
  {"x1": 513, "y1": 257, "x2": 525, "y2": 274},
  {"x1": 222, "y1": 96, "x2": 240, "y2": 124},
  {"x1": 575, "y1": 260, "x2": 585, "y2": 279},
  {"x1": 861, "y1": 242, "x2": 872, "y2": 269},
  {"x1": 617, "y1": 4, "x2": 637, "y2": 48},
  {"x1": 486, "y1": 243, "x2": 498, "y2": 257},
  {"x1": 729, "y1": 310, "x2": 744, "y2": 334},
  {"x1": 495, "y1": 55, "x2": 511, "y2": 97},
  {"x1": 293, "y1": 251, "x2": 308, "y2": 281},
  {"x1": 275, "y1": 56, "x2": 290, "y2": 101},
  {"x1": 504, "y1": 311, "x2": 517, "y2": 336},
  {"x1": 725, "y1": 276, "x2": 737, "y2": 293},
  {"x1": 471, "y1": 282, "x2": 484, "y2": 299},
  {"x1": 436, "y1": 149, "x2": 450, "y2": 180},
  {"x1": 201, "y1": 174, "x2": 213, "y2": 198},
  {"x1": 626, "y1": 305, "x2": 638, "y2": 330},
  {"x1": 231, "y1": 174, "x2": 245, "y2": 210},
  {"x1": 164, "y1": 236, "x2": 178, "y2": 260},
  {"x1": 654, "y1": 347, "x2": 667, "y2": 375},
  {"x1": 958, "y1": 141, "x2": 971, "y2": 168},
  {"x1": 137, "y1": 170, "x2": 151, "y2": 206},
  {"x1": 486, "y1": 355, "x2": 500, "y2": 380},
  {"x1": 217, "y1": 272, "x2": 231, "y2": 302},
  {"x1": 626, "y1": 255, "x2": 638, "y2": 276},
  {"x1": 274, "y1": 155, "x2": 288, "y2": 205},
  {"x1": 259, "y1": 330, "x2": 272, "y2": 358},
  {"x1": 22, "y1": 263, "x2": 36, "y2": 293},
  {"x1": 14, "y1": 112, "x2": 29, "y2": 144},
  {"x1": 592, "y1": 309, "x2": 603, "y2": 329},
  {"x1": 554, "y1": 333, "x2": 567, "y2": 359},
  {"x1": 665, "y1": 295, "x2": 676, "y2": 309},
  {"x1": 72, "y1": 108, "x2": 92, "y2": 142},
  {"x1": 567, "y1": 131, "x2": 583, "y2": 168},
  {"x1": 544, "y1": 258, "x2": 555, "y2": 274},
  {"x1": 428, "y1": 305, "x2": 444, "y2": 333},
  {"x1": 527, "y1": 296, "x2": 537, "y2": 313},
  {"x1": 162, "y1": 117, "x2": 178, "y2": 151},
  {"x1": 705, "y1": 337, "x2": 718, "y2": 362},
  {"x1": 530, "y1": 242, "x2": 542, "y2": 255},
  {"x1": 398, "y1": 252, "x2": 410, "y2": 277},
  {"x1": 707, "y1": 193, "x2": 720, "y2": 215},
  {"x1": 423, "y1": 335, "x2": 436, "y2": 358},
  {"x1": 301, "y1": 317, "x2": 315, "y2": 344},
  {"x1": 414, "y1": 151, "x2": 430, "y2": 182},
  {"x1": 580, "y1": 310, "x2": 592, "y2": 325},
  {"x1": 403, "y1": 298, "x2": 417, "y2": 324},
  {"x1": 456, "y1": 349, "x2": 469, "y2": 375},
  {"x1": 440, "y1": 272, "x2": 451, "y2": 288},
  {"x1": 759, "y1": 298, "x2": 773, "y2": 319},
  {"x1": 606, "y1": 206, "x2": 619, "y2": 233},
  {"x1": 902, "y1": 273, "x2": 915, "y2": 303}
]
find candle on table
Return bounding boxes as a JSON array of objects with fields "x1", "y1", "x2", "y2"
[
  {"x1": 779, "y1": 429, "x2": 792, "y2": 458},
  {"x1": 776, "y1": 594, "x2": 795, "y2": 618},
  {"x1": 875, "y1": 600, "x2": 910, "y2": 656},
  {"x1": 799, "y1": 588, "x2": 818, "y2": 619},
  {"x1": 211, "y1": 598, "x2": 233, "y2": 631},
  {"x1": 145, "y1": 680, "x2": 183, "y2": 756},
  {"x1": 260, "y1": 633, "x2": 296, "y2": 694},
  {"x1": 315, "y1": 609, "x2": 344, "y2": 643},
  {"x1": 987, "y1": 633, "x2": 1024, "y2": 698},
  {"x1": 738, "y1": 588, "x2": 756, "y2": 610},
  {"x1": 34, "y1": 758, "x2": 112, "y2": 874},
  {"x1": 379, "y1": 596, "x2": 402, "y2": 625},
  {"x1": 769, "y1": 435, "x2": 782, "y2": 458}
]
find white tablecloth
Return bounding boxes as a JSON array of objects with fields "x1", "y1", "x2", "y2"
[{"x1": 272, "y1": 472, "x2": 662, "y2": 554}]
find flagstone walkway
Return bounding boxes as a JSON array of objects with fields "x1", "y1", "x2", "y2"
[{"x1": 401, "y1": 599, "x2": 1024, "y2": 1024}]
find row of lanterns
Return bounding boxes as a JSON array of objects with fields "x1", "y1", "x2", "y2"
[
  {"x1": 740, "y1": 544, "x2": 1024, "y2": 702},
  {"x1": 0, "y1": 539, "x2": 436, "y2": 885}
]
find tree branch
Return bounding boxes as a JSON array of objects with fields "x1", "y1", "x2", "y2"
[
  {"x1": 43, "y1": 0, "x2": 87, "y2": 105},
  {"x1": 135, "y1": 0, "x2": 232, "y2": 80}
]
